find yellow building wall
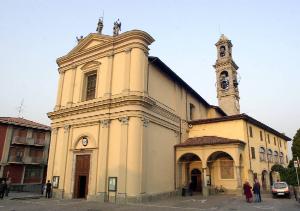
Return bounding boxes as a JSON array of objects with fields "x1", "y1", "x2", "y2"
[
  {"x1": 144, "y1": 122, "x2": 178, "y2": 194},
  {"x1": 188, "y1": 119, "x2": 245, "y2": 141}
]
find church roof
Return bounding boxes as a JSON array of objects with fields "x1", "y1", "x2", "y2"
[
  {"x1": 148, "y1": 56, "x2": 227, "y2": 116},
  {"x1": 188, "y1": 114, "x2": 291, "y2": 141},
  {"x1": 0, "y1": 117, "x2": 51, "y2": 131},
  {"x1": 175, "y1": 136, "x2": 245, "y2": 148}
]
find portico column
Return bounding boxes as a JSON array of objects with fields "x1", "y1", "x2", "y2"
[
  {"x1": 54, "y1": 70, "x2": 65, "y2": 110},
  {"x1": 98, "y1": 119, "x2": 110, "y2": 202},
  {"x1": 235, "y1": 165, "x2": 242, "y2": 188},
  {"x1": 202, "y1": 167, "x2": 209, "y2": 197}
]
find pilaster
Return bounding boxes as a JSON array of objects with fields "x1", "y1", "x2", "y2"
[
  {"x1": 54, "y1": 71, "x2": 65, "y2": 111},
  {"x1": 97, "y1": 119, "x2": 111, "y2": 201},
  {"x1": 67, "y1": 65, "x2": 77, "y2": 107},
  {"x1": 47, "y1": 128, "x2": 58, "y2": 181},
  {"x1": 117, "y1": 116, "x2": 129, "y2": 202},
  {"x1": 122, "y1": 48, "x2": 131, "y2": 94},
  {"x1": 104, "y1": 53, "x2": 113, "y2": 98}
]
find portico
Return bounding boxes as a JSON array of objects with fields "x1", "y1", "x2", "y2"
[{"x1": 175, "y1": 136, "x2": 245, "y2": 195}]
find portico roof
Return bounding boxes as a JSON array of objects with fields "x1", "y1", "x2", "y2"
[{"x1": 175, "y1": 136, "x2": 245, "y2": 148}]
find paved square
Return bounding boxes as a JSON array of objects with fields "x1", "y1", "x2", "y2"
[{"x1": 0, "y1": 194, "x2": 299, "y2": 211}]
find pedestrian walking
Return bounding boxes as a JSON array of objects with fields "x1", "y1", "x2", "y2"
[
  {"x1": 243, "y1": 181, "x2": 253, "y2": 203},
  {"x1": 253, "y1": 179, "x2": 261, "y2": 202},
  {"x1": 45, "y1": 180, "x2": 52, "y2": 198},
  {"x1": 5, "y1": 178, "x2": 11, "y2": 197},
  {"x1": 0, "y1": 180, "x2": 5, "y2": 199}
]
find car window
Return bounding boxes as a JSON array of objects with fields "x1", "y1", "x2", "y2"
[{"x1": 274, "y1": 183, "x2": 287, "y2": 189}]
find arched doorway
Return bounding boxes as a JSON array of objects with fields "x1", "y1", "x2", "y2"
[
  {"x1": 191, "y1": 169, "x2": 202, "y2": 192},
  {"x1": 177, "y1": 153, "x2": 202, "y2": 192},
  {"x1": 261, "y1": 170, "x2": 268, "y2": 190}
]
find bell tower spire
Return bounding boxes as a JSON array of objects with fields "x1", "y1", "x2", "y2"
[{"x1": 213, "y1": 34, "x2": 240, "y2": 115}]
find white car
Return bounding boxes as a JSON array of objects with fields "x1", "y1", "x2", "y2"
[{"x1": 272, "y1": 182, "x2": 291, "y2": 198}]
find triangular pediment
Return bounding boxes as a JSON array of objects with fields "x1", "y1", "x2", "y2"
[{"x1": 66, "y1": 33, "x2": 112, "y2": 57}]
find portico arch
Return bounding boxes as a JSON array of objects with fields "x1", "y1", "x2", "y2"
[
  {"x1": 177, "y1": 153, "x2": 203, "y2": 192},
  {"x1": 206, "y1": 151, "x2": 237, "y2": 190}
]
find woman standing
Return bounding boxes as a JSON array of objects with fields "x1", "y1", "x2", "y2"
[{"x1": 243, "y1": 181, "x2": 253, "y2": 203}]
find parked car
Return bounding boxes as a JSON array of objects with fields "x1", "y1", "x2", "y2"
[{"x1": 272, "y1": 181, "x2": 291, "y2": 198}]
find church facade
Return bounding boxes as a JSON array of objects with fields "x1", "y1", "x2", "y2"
[{"x1": 47, "y1": 27, "x2": 290, "y2": 202}]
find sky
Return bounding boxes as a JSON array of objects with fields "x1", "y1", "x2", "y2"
[{"x1": 0, "y1": 0, "x2": 299, "y2": 150}]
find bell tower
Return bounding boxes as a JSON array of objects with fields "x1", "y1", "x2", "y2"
[{"x1": 213, "y1": 34, "x2": 240, "y2": 115}]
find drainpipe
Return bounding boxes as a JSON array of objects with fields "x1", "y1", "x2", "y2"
[{"x1": 245, "y1": 122, "x2": 252, "y2": 172}]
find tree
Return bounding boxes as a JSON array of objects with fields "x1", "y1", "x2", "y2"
[{"x1": 291, "y1": 129, "x2": 300, "y2": 160}]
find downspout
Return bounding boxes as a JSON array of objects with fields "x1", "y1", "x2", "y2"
[{"x1": 245, "y1": 121, "x2": 252, "y2": 172}]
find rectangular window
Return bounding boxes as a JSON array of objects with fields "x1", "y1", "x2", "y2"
[
  {"x1": 220, "y1": 160, "x2": 234, "y2": 179},
  {"x1": 249, "y1": 126, "x2": 253, "y2": 137},
  {"x1": 23, "y1": 166, "x2": 42, "y2": 183},
  {"x1": 189, "y1": 103, "x2": 195, "y2": 121},
  {"x1": 260, "y1": 131, "x2": 263, "y2": 141},
  {"x1": 267, "y1": 134, "x2": 270, "y2": 144},
  {"x1": 279, "y1": 140, "x2": 282, "y2": 148},
  {"x1": 85, "y1": 73, "x2": 97, "y2": 101},
  {"x1": 251, "y1": 147, "x2": 256, "y2": 159},
  {"x1": 274, "y1": 137, "x2": 276, "y2": 146},
  {"x1": 284, "y1": 142, "x2": 286, "y2": 149}
]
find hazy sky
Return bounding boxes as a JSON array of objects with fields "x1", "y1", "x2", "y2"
[{"x1": 0, "y1": 0, "x2": 299, "y2": 145}]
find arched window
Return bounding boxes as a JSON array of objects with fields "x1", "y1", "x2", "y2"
[
  {"x1": 259, "y1": 147, "x2": 266, "y2": 161},
  {"x1": 220, "y1": 45, "x2": 226, "y2": 57},
  {"x1": 219, "y1": 71, "x2": 229, "y2": 90},
  {"x1": 273, "y1": 151, "x2": 279, "y2": 163},
  {"x1": 279, "y1": 152, "x2": 284, "y2": 164},
  {"x1": 267, "y1": 149, "x2": 273, "y2": 162}
]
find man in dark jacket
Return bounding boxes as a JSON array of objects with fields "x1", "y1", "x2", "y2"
[
  {"x1": 0, "y1": 180, "x2": 5, "y2": 199},
  {"x1": 253, "y1": 179, "x2": 261, "y2": 202},
  {"x1": 45, "y1": 180, "x2": 52, "y2": 198}
]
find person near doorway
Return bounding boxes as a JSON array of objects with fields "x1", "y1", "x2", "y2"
[
  {"x1": 188, "y1": 180, "x2": 193, "y2": 196},
  {"x1": 243, "y1": 181, "x2": 253, "y2": 203},
  {"x1": 45, "y1": 180, "x2": 52, "y2": 198},
  {"x1": 253, "y1": 179, "x2": 261, "y2": 202},
  {"x1": 5, "y1": 178, "x2": 11, "y2": 197},
  {"x1": 0, "y1": 181, "x2": 5, "y2": 199}
]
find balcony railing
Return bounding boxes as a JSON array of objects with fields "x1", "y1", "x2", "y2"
[
  {"x1": 8, "y1": 155, "x2": 24, "y2": 163},
  {"x1": 8, "y1": 155, "x2": 46, "y2": 164},
  {"x1": 12, "y1": 136, "x2": 46, "y2": 146}
]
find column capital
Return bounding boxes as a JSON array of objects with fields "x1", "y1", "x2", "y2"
[
  {"x1": 118, "y1": 116, "x2": 129, "y2": 125},
  {"x1": 100, "y1": 119, "x2": 110, "y2": 128},
  {"x1": 64, "y1": 125, "x2": 70, "y2": 133},
  {"x1": 51, "y1": 128, "x2": 58, "y2": 134},
  {"x1": 141, "y1": 117, "x2": 149, "y2": 127}
]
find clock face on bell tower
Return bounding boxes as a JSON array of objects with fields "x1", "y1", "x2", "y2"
[{"x1": 213, "y1": 34, "x2": 240, "y2": 116}]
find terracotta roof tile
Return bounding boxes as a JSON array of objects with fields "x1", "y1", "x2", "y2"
[
  {"x1": 0, "y1": 117, "x2": 50, "y2": 131},
  {"x1": 175, "y1": 136, "x2": 245, "y2": 147}
]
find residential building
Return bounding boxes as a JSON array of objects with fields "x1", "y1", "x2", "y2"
[{"x1": 0, "y1": 117, "x2": 51, "y2": 191}]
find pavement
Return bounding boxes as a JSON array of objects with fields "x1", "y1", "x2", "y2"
[{"x1": 0, "y1": 192, "x2": 299, "y2": 211}]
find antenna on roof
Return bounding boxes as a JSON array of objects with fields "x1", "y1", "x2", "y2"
[{"x1": 17, "y1": 99, "x2": 24, "y2": 118}]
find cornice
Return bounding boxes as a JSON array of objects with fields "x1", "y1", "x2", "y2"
[
  {"x1": 57, "y1": 30, "x2": 154, "y2": 68},
  {"x1": 213, "y1": 60, "x2": 239, "y2": 70},
  {"x1": 47, "y1": 95, "x2": 156, "y2": 120}
]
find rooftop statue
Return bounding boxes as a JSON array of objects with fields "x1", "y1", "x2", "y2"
[
  {"x1": 113, "y1": 19, "x2": 121, "y2": 36},
  {"x1": 96, "y1": 17, "x2": 104, "y2": 34}
]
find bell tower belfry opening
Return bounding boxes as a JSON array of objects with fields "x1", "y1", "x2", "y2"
[{"x1": 213, "y1": 34, "x2": 240, "y2": 115}]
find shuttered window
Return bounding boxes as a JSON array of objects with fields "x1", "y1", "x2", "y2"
[{"x1": 86, "y1": 73, "x2": 97, "y2": 100}]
